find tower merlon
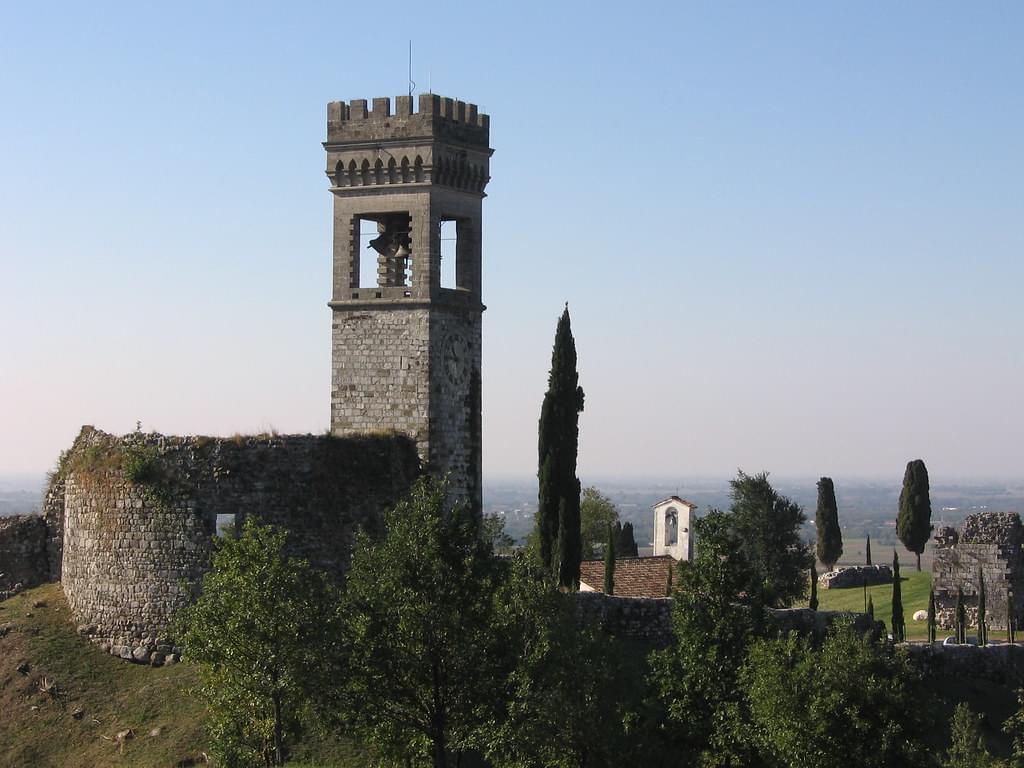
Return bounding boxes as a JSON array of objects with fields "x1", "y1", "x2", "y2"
[{"x1": 327, "y1": 94, "x2": 490, "y2": 148}]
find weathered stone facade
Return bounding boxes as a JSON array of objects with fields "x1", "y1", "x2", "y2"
[
  {"x1": 325, "y1": 93, "x2": 490, "y2": 514},
  {"x1": 56, "y1": 426, "x2": 419, "y2": 663},
  {"x1": 0, "y1": 514, "x2": 48, "y2": 595},
  {"x1": 932, "y1": 512, "x2": 1024, "y2": 630}
]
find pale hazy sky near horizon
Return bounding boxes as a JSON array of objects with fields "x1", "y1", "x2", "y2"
[{"x1": 1, "y1": 2, "x2": 1022, "y2": 483}]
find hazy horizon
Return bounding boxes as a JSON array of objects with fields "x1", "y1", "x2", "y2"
[{"x1": 2, "y1": 3, "x2": 1021, "y2": 481}]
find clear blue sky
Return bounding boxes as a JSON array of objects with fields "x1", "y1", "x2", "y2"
[{"x1": 2, "y1": 2, "x2": 1022, "y2": 483}]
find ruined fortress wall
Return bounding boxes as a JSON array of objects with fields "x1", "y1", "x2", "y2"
[
  {"x1": 0, "y1": 514, "x2": 48, "y2": 594},
  {"x1": 59, "y1": 427, "x2": 419, "y2": 663},
  {"x1": 932, "y1": 512, "x2": 1024, "y2": 630}
]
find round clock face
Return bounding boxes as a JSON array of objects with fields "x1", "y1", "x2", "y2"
[{"x1": 442, "y1": 331, "x2": 471, "y2": 387}]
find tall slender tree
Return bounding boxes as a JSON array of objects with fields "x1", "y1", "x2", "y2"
[
  {"x1": 977, "y1": 568, "x2": 987, "y2": 646},
  {"x1": 956, "y1": 587, "x2": 966, "y2": 644},
  {"x1": 603, "y1": 523, "x2": 616, "y2": 595},
  {"x1": 898, "y1": 459, "x2": 934, "y2": 571},
  {"x1": 815, "y1": 476, "x2": 843, "y2": 570},
  {"x1": 1010, "y1": 591, "x2": 1016, "y2": 644},
  {"x1": 809, "y1": 563, "x2": 819, "y2": 611},
  {"x1": 927, "y1": 586, "x2": 937, "y2": 644},
  {"x1": 867, "y1": 595, "x2": 875, "y2": 620},
  {"x1": 617, "y1": 521, "x2": 639, "y2": 558},
  {"x1": 891, "y1": 550, "x2": 905, "y2": 642},
  {"x1": 536, "y1": 306, "x2": 585, "y2": 589},
  {"x1": 866, "y1": 532, "x2": 872, "y2": 566}
]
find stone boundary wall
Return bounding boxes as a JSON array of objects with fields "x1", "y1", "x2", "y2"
[
  {"x1": 932, "y1": 512, "x2": 1024, "y2": 630},
  {"x1": 0, "y1": 514, "x2": 48, "y2": 597},
  {"x1": 575, "y1": 592, "x2": 674, "y2": 646},
  {"x1": 59, "y1": 426, "x2": 419, "y2": 664},
  {"x1": 575, "y1": 594, "x2": 881, "y2": 648},
  {"x1": 906, "y1": 643, "x2": 1024, "y2": 686}
]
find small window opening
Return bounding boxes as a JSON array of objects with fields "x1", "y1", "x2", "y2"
[
  {"x1": 440, "y1": 219, "x2": 457, "y2": 289},
  {"x1": 216, "y1": 513, "x2": 237, "y2": 538},
  {"x1": 665, "y1": 507, "x2": 678, "y2": 547}
]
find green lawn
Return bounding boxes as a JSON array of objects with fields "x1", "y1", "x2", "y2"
[{"x1": 807, "y1": 570, "x2": 935, "y2": 639}]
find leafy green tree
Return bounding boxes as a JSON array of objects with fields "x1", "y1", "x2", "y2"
[
  {"x1": 174, "y1": 519, "x2": 343, "y2": 768},
  {"x1": 648, "y1": 510, "x2": 766, "y2": 765},
  {"x1": 742, "y1": 622, "x2": 931, "y2": 768},
  {"x1": 928, "y1": 586, "x2": 937, "y2": 644},
  {"x1": 616, "y1": 520, "x2": 639, "y2": 558},
  {"x1": 815, "y1": 476, "x2": 843, "y2": 570},
  {"x1": 604, "y1": 523, "x2": 616, "y2": 594},
  {"x1": 978, "y1": 568, "x2": 988, "y2": 646},
  {"x1": 946, "y1": 703, "x2": 997, "y2": 768},
  {"x1": 728, "y1": 471, "x2": 813, "y2": 607},
  {"x1": 580, "y1": 486, "x2": 619, "y2": 559},
  {"x1": 892, "y1": 550, "x2": 906, "y2": 642},
  {"x1": 866, "y1": 532, "x2": 872, "y2": 566},
  {"x1": 486, "y1": 555, "x2": 625, "y2": 768},
  {"x1": 339, "y1": 477, "x2": 501, "y2": 768},
  {"x1": 898, "y1": 458, "x2": 934, "y2": 571},
  {"x1": 483, "y1": 512, "x2": 514, "y2": 552},
  {"x1": 809, "y1": 563, "x2": 819, "y2": 611},
  {"x1": 537, "y1": 306, "x2": 585, "y2": 589}
]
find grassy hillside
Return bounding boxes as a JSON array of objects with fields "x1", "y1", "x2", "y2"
[{"x1": 0, "y1": 584, "x2": 370, "y2": 768}]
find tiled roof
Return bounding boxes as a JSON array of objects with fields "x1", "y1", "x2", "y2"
[{"x1": 579, "y1": 555, "x2": 675, "y2": 598}]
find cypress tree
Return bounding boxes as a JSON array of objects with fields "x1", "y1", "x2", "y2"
[
  {"x1": 665, "y1": 562, "x2": 673, "y2": 596},
  {"x1": 978, "y1": 568, "x2": 987, "y2": 646},
  {"x1": 815, "y1": 477, "x2": 843, "y2": 570},
  {"x1": 617, "y1": 521, "x2": 639, "y2": 558},
  {"x1": 956, "y1": 587, "x2": 966, "y2": 644},
  {"x1": 865, "y1": 532, "x2": 872, "y2": 566},
  {"x1": 897, "y1": 458, "x2": 934, "y2": 572},
  {"x1": 867, "y1": 595, "x2": 875, "y2": 620},
  {"x1": 891, "y1": 550, "x2": 905, "y2": 642},
  {"x1": 536, "y1": 307, "x2": 585, "y2": 589},
  {"x1": 603, "y1": 523, "x2": 615, "y2": 595},
  {"x1": 809, "y1": 563, "x2": 819, "y2": 611},
  {"x1": 927, "y1": 586, "x2": 937, "y2": 644},
  {"x1": 1009, "y1": 591, "x2": 1015, "y2": 644}
]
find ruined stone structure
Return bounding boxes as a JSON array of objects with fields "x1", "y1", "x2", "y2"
[
  {"x1": 818, "y1": 564, "x2": 893, "y2": 590},
  {"x1": 933, "y1": 512, "x2": 1024, "y2": 630},
  {"x1": 324, "y1": 94, "x2": 491, "y2": 514},
  {"x1": 0, "y1": 514, "x2": 47, "y2": 596},
  {"x1": 34, "y1": 426, "x2": 419, "y2": 663}
]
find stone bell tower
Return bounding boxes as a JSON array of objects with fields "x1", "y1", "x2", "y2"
[{"x1": 324, "y1": 93, "x2": 491, "y2": 513}]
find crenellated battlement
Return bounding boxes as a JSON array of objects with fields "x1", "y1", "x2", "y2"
[{"x1": 326, "y1": 93, "x2": 490, "y2": 149}]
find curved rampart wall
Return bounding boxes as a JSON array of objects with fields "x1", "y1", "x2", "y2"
[{"x1": 60, "y1": 427, "x2": 419, "y2": 663}]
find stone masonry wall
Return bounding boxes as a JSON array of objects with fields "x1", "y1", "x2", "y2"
[
  {"x1": 932, "y1": 512, "x2": 1024, "y2": 630},
  {"x1": 575, "y1": 593, "x2": 882, "y2": 648},
  {"x1": 0, "y1": 514, "x2": 48, "y2": 596},
  {"x1": 59, "y1": 426, "x2": 419, "y2": 663}
]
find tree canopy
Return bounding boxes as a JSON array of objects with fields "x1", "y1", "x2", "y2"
[
  {"x1": 173, "y1": 518, "x2": 343, "y2": 767},
  {"x1": 338, "y1": 477, "x2": 501, "y2": 768},
  {"x1": 580, "y1": 486, "x2": 619, "y2": 559},
  {"x1": 742, "y1": 622, "x2": 930, "y2": 768},
  {"x1": 537, "y1": 306, "x2": 585, "y2": 589},
  {"x1": 897, "y1": 458, "x2": 933, "y2": 571},
  {"x1": 728, "y1": 471, "x2": 813, "y2": 607}
]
